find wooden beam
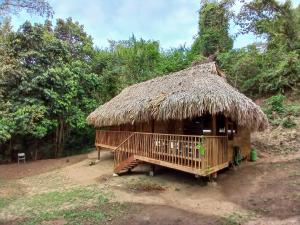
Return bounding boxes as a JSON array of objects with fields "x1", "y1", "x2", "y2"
[
  {"x1": 225, "y1": 117, "x2": 228, "y2": 134},
  {"x1": 212, "y1": 115, "x2": 217, "y2": 135},
  {"x1": 151, "y1": 119, "x2": 155, "y2": 133},
  {"x1": 95, "y1": 143, "x2": 116, "y2": 150},
  {"x1": 135, "y1": 155, "x2": 229, "y2": 176},
  {"x1": 97, "y1": 147, "x2": 101, "y2": 160}
]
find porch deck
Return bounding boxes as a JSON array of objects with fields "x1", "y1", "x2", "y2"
[{"x1": 95, "y1": 130, "x2": 230, "y2": 176}]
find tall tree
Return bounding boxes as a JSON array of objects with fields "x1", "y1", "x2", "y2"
[
  {"x1": 0, "y1": 19, "x2": 102, "y2": 159},
  {"x1": 237, "y1": 0, "x2": 299, "y2": 51},
  {"x1": 218, "y1": 0, "x2": 300, "y2": 96},
  {"x1": 0, "y1": 0, "x2": 53, "y2": 17},
  {"x1": 191, "y1": 0, "x2": 234, "y2": 57}
]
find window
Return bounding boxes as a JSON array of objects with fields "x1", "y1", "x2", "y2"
[
  {"x1": 217, "y1": 114, "x2": 226, "y2": 135},
  {"x1": 182, "y1": 114, "x2": 212, "y2": 135},
  {"x1": 227, "y1": 120, "x2": 237, "y2": 140}
]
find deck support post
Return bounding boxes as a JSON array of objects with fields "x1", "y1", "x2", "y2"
[
  {"x1": 97, "y1": 147, "x2": 101, "y2": 160},
  {"x1": 149, "y1": 165, "x2": 155, "y2": 176},
  {"x1": 212, "y1": 115, "x2": 217, "y2": 135},
  {"x1": 211, "y1": 172, "x2": 217, "y2": 179}
]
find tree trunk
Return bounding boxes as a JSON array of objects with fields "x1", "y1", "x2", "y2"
[
  {"x1": 54, "y1": 119, "x2": 65, "y2": 158},
  {"x1": 34, "y1": 139, "x2": 39, "y2": 160}
]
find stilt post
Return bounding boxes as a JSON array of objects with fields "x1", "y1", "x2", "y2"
[{"x1": 97, "y1": 147, "x2": 101, "y2": 160}]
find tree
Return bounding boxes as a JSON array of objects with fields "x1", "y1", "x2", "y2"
[
  {"x1": 0, "y1": 18, "x2": 102, "y2": 159},
  {"x1": 0, "y1": 0, "x2": 53, "y2": 17},
  {"x1": 157, "y1": 46, "x2": 195, "y2": 74},
  {"x1": 237, "y1": 0, "x2": 299, "y2": 51},
  {"x1": 217, "y1": 44, "x2": 264, "y2": 96},
  {"x1": 191, "y1": 0, "x2": 234, "y2": 57},
  {"x1": 221, "y1": 0, "x2": 300, "y2": 95}
]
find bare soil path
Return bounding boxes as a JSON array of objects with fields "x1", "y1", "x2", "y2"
[{"x1": 0, "y1": 153, "x2": 88, "y2": 179}]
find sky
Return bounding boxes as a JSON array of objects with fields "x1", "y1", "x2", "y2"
[{"x1": 9, "y1": 0, "x2": 300, "y2": 50}]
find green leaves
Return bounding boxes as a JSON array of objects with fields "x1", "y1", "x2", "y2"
[
  {"x1": 0, "y1": 19, "x2": 103, "y2": 157},
  {"x1": 195, "y1": 143, "x2": 206, "y2": 156},
  {"x1": 191, "y1": 0, "x2": 233, "y2": 57}
]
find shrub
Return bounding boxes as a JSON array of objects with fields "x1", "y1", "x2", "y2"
[
  {"x1": 282, "y1": 117, "x2": 297, "y2": 128},
  {"x1": 265, "y1": 94, "x2": 286, "y2": 117}
]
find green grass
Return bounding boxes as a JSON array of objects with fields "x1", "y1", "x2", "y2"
[
  {"x1": 19, "y1": 202, "x2": 126, "y2": 225},
  {"x1": 222, "y1": 212, "x2": 256, "y2": 225},
  {"x1": 0, "y1": 179, "x2": 24, "y2": 210},
  {"x1": 23, "y1": 186, "x2": 105, "y2": 210},
  {"x1": 0, "y1": 185, "x2": 125, "y2": 225},
  {"x1": 0, "y1": 198, "x2": 10, "y2": 209}
]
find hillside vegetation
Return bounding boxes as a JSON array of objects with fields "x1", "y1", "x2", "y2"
[{"x1": 0, "y1": 0, "x2": 299, "y2": 161}]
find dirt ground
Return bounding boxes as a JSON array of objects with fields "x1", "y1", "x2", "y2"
[
  {"x1": 0, "y1": 149, "x2": 300, "y2": 225},
  {"x1": 0, "y1": 154, "x2": 87, "y2": 179}
]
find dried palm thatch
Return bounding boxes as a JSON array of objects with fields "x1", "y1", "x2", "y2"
[{"x1": 87, "y1": 62, "x2": 268, "y2": 131}]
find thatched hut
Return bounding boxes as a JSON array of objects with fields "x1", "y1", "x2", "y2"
[{"x1": 87, "y1": 61, "x2": 268, "y2": 176}]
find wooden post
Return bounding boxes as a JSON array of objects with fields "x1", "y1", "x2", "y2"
[
  {"x1": 149, "y1": 164, "x2": 155, "y2": 176},
  {"x1": 225, "y1": 117, "x2": 228, "y2": 134},
  {"x1": 97, "y1": 147, "x2": 101, "y2": 160},
  {"x1": 212, "y1": 115, "x2": 217, "y2": 135},
  {"x1": 211, "y1": 172, "x2": 217, "y2": 179},
  {"x1": 151, "y1": 119, "x2": 155, "y2": 133}
]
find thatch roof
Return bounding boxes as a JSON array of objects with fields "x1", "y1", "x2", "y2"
[{"x1": 87, "y1": 61, "x2": 268, "y2": 131}]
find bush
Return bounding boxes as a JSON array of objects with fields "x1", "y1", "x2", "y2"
[
  {"x1": 282, "y1": 117, "x2": 297, "y2": 128},
  {"x1": 264, "y1": 94, "x2": 286, "y2": 117},
  {"x1": 263, "y1": 94, "x2": 299, "y2": 129}
]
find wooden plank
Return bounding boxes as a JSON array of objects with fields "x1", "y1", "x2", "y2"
[
  {"x1": 95, "y1": 143, "x2": 116, "y2": 150},
  {"x1": 135, "y1": 155, "x2": 229, "y2": 176},
  {"x1": 114, "y1": 155, "x2": 136, "y2": 173}
]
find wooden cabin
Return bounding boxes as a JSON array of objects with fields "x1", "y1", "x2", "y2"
[{"x1": 87, "y1": 61, "x2": 268, "y2": 177}]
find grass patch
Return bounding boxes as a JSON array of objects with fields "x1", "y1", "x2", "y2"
[
  {"x1": 126, "y1": 177, "x2": 166, "y2": 192},
  {"x1": 222, "y1": 212, "x2": 256, "y2": 225},
  {"x1": 0, "y1": 179, "x2": 24, "y2": 210},
  {"x1": 20, "y1": 202, "x2": 126, "y2": 225},
  {"x1": 24, "y1": 186, "x2": 105, "y2": 210},
  {"x1": 0, "y1": 198, "x2": 10, "y2": 209},
  {"x1": 0, "y1": 185, "x2": 126, "y2": 225},
  {"x1": 18, "y1": 186, "x2": 110, "y2": 215}
]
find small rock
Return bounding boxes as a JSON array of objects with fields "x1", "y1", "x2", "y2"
[
  {"x1": 207, "y1": 181, "x2": 217, "y2": 187},
  {"x1": 89, "y1": 161, "x2": 96, "y2": 166},
  {"x1": 149, "y1": 170, "x2": 154, "y2": 177}
]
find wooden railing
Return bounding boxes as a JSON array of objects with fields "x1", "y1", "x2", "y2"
[
  {"x1": 113, "y1": 132, "x2": 228, "y2": 175},
  {"x1": 95, "y1": 130, "x2": 133, "y2": 148}
]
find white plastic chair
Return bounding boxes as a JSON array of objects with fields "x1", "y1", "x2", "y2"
[{"x1": 18, "y1": 153, "x2": 26, "y2": 164}]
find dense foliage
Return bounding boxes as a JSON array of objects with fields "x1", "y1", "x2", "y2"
[
  {"x1": 218, "y1": 0, "x2": 300, "y2": 96},
  {"x1": 0, "y1": 19, "x2": 196, "y2": 161},
  {"x1": 191, "y1": 0, "x2": 234, "y2": 57},
  {"x1": 0, "y1": 0, "x2": 299, "y2": 161},
  {"x1": 0, "y1": 0, "x2": 53, "y2": 17}
]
